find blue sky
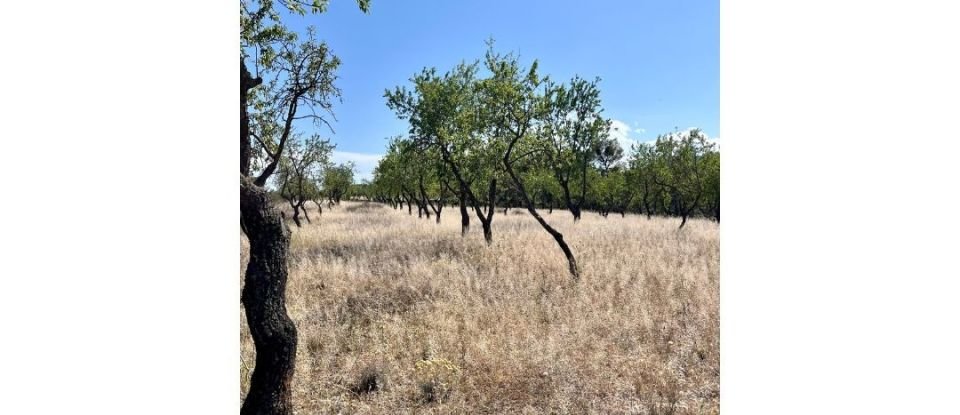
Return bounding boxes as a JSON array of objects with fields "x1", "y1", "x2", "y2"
[{"x1": 282, "y1": 0, "x2": 718, "y2": 180}]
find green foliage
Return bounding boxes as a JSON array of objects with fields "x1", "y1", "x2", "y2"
[
  {"x1": 594, "y1": 136, "x2": 624, "y2": 176},
  {"x1": 277, "y1": 135, "x2": 334, "y2": 204},
  {"x1": 323, "y1": 162, "x2": 355, "y2": 203},
  {"x1": 242, "y1": 1, "x2": 368, "y2": 183},
  {"x1": 626, "y1": 129, "x2": 719, "y2": 224},
  {"x1": 376, "y1": 41, "x2": 720, "y2": 226},
  {"x1": 539, "y1": 75, "x2": 611, "y2": 216}
]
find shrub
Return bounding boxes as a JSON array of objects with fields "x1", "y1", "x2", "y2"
[{"x1": 414, "y1": 357, "x2": 460, "y2": 403}]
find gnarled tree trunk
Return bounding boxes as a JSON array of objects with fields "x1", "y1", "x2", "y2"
[
  {"x1": 242, "y1": 59, "x2": 297, "y2": 415},
  {"x1": 240, "y1": 176, "x2": 298, "y2": 415}
]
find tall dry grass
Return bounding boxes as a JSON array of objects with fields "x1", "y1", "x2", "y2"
[{"x1": 241, "y1": 201, "x2": 719, "y2": 414}]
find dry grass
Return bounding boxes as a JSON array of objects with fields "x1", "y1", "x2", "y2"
[{"x1": 241, "y1": 201, "x2": 719, "y2": 414}]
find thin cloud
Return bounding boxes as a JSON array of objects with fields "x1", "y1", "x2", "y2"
[
  {"x1": 331, "y1": 151, "x2": 383, "y2": 182},
  {"x1": 608, "y1": 119, "x2": 642, "y2": 152}
]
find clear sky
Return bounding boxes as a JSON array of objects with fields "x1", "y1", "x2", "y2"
[{"x1": 282, "y1": 0, "x2": 719, "y2": 180}]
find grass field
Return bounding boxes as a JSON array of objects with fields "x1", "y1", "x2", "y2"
[{"x1": 241, "y1": 201, "x2": 719, "y2": 414}]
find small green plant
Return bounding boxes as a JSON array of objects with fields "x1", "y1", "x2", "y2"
[{"x1": 414, "y1": 357, "x2": 460, "y2": 403}]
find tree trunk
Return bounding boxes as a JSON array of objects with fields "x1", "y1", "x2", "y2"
[
  {"x1": 474, "y1": 183, "x2": 495, "y2": 245},
  {"x1": 419, "y1": 177, "x2": 442, "y2": 223},
  {"x1": 300, "y1": 203, "x2": 311, "y2": 224},
  {"x1": 241, "y1": 61, "x2": 262, "y2": 177},
  {"x1": 459, "y1": 186, "x2": 470, "y2": 236},
  {"x1": 284, "y1": 199, "x2": 301, "y2": 228},
  {"x1": 676, "y1": 191, "x2": 702, "y2": 230},
  {"x1": 288, "y1": 200, "x2": 302, "y2": 228},
  {"x1": 481, "y1": 219, "x2": 493, "y2": 244},
  {"x1": 503, "y1": 155, "x2": 579, "y2": 280},
  {"x1": 480, "y1": 179, "x2": 496, "y2": 244},
  {"x1": 240, "y1": 176, "x2": 298, "y2": 415},
  {"x1": 559, "y1": 181, "x2": 581, "y2": 223},
  {"x1": 290, "y1": 211, "x2": 302, "y2": 228}
]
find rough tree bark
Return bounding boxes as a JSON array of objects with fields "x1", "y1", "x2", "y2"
[{"x1": 240, "y1": 176, "x2": 298, "y2": 415}]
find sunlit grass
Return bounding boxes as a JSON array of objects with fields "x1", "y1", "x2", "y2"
[{"x1": 241, "y1": 201, "x2": 719, "y2": 414}]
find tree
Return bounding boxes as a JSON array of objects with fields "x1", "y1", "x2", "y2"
[
  {"x1": 701, "y1": 150, "x2": 720, "y2": 222},
  {"x1": 593, "y1": 136, "x2": 624, "y2": 177},
  {"x1": 481, "y1": 45, "x2": 582, "y2": 279},
  {"x1": 416, "y1": 146, "x2": 451, "y2": 224},
  {"x1": 386, "y1": 62, "x2": 502, "y2": 243},
  {"x1": 540, "y1": 75, "x2": 611, "y2": 222},
  {"x1": 371, "y1": 138, "x2": 407, "y2": 210},
  {"x1": 593, "y1": 168, "x2": 631, "y2": 217},
  {"x1": 240, "y1": 1, "x2": 368, "y2": 414},
  {"x1": 649, "y1": 129, "x2": 716, "y2": 229},
  {"x1": 626, "y1": 142, "x2": 661, "y2": 219},
  {"x1": 524, "y1": 167, "x2": 562, "y2": 214},
  {"x1": 323, "y1": 161, "x2": 354, "y2": 205},
  {"x1": 375, "y1": 137, "x2": 423, "y2": 217},
  {"x1": 277, "y1": 135, "x2": 333, "y2": 227}
]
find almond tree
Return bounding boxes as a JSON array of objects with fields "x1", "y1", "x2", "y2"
[
  {"x1": 277, "y1": 135, "x2": 333, "y2": 227},
  {"x1": 240, "y1": 1, "x2": 368, "y2": 413},
  {"x1": 480, "y1": 46, "x2": 582, "y2": 279},
  {"x1": 626, "y1": 142, "x2": 662, "y2": 219},
  {"x1": 540, "y1": 76, "x2": 611, "y2": 222},
  {"x1": 322, "y1": 162, "x2": 354, "y2": 205},
  {"x1": 593, "y1": 136, "x2": 624, "y2": 177},
  {"x1": 701, "y1": 150, "x2": 720, "y2": 222},
  {"x1": 417, "y1": 146, "x2": 451, "y2": 224},
  {"x1": 386, "y1": 63, "x2": 501, "y2": 243},
  {"x1": 649, "y1": 129, "x2": 716, "y2": 229},
  {"x1": 375, "y1": 138, "x2": 424, "y2": 217}
]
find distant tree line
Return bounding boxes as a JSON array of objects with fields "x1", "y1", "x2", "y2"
[{"x1": 366, "y1": 129, "x2": 720, "y2": 226}]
